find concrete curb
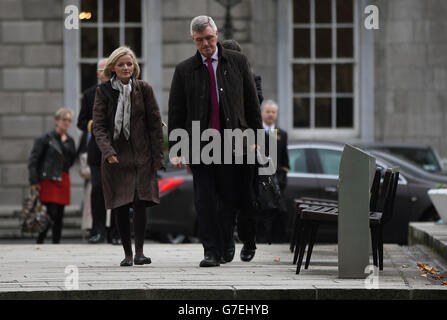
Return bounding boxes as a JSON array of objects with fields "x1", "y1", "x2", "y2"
[
  {"x1": 2, "y1": 288, "x2": 447, "y2": 300},
  {"x1": 409, "y1": 222, "x2": 447, "y2": 262}
]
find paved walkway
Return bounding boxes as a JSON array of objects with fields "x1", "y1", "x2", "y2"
[{"x1": 0, "y1": 243, "x2": 446, "y2": 299}]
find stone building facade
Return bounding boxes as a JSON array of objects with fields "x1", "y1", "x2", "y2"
[
  {"x1": 373, "y1": 0, "x2": 447, "y2": 155},
  {"x1": 0, "y1": 0, "x2": 446, "y2": 209},
  {"x1": 0, "y1": 0, "x2": 66, "y2": 206}
]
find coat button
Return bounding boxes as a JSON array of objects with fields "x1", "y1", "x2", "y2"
[{"x1": 220, "y1": 88, "x2": 223, "y2": 92}]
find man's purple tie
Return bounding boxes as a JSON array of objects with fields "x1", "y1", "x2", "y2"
[{"x1": 206, "y1": 57, "x2": 221, "y2": 131}]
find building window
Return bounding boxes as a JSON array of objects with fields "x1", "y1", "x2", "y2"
[
  {"x1": 79, "y1": 0, "x2": 143, "y2": 92},
  {"x1": 291, "y1": 0, "x2": 357, "y2": 131}
]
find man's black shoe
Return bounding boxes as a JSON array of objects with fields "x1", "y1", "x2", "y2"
[
  {"x1": 200, "y1": 254, "x2": 220, "y2": 267},
  {"x1": 221, "y1": 246, "x2": 235, "y2": 264},
  {"x1": 240, "y1": 246, "x2": 256, "y2": 262},
  {"x1": 88, "y1": 234, "x2": 105, "y2": 244}
]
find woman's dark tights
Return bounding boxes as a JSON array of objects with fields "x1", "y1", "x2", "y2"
[
  {"x1": 36, "y1": 203, "x2": 64, "y2": 244},
  {"x1": 113, "y1": 202, "x2": 147, "y2": 258}
]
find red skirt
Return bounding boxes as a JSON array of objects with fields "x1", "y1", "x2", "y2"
[{"x1": 39, "y1": 171, "x2": 70, "y2": 205}]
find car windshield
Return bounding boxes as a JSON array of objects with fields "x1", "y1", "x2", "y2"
[
  {"x1": 313, "y1": 147, "x2": 403, "y2": 183},
  {"x1": 316, "y1": 149, "x2": 342, "y2": 175},
  {"x1": 376, "y1": 147, "x2": 442, "y2": 172},
  {"x1": 289, "y1": 148, "x2": 308, "y2": 173}
]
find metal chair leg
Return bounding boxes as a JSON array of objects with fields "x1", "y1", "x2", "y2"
[
  {"x1": 293, "y1": 221, "x2": 304, "y2": 264},
  {"x1": 305, "y1": 222, "x2": 319, "y2": 270},
  {"x1": 378, "y1": 226, "x2": 384, "y2": 271},
  {"x1": 370, "y1": 226, "x2": 379, "y2": 268},
  {"x1": 296, "y1": 221, "x2": 310, "y2": 274}
]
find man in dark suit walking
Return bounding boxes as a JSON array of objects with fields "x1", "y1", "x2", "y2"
[
  {"x1": 221, "y1": 40, "x2": 264, "y2": 105},
  {"x1": 168, "y1": 15, "x2": 262, "y2": 267},
  {"x1": 260, "y1": 99, "x2": 290, "y2": 242}
]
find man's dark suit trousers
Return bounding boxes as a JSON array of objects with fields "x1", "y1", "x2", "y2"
[{"x1": 190, "y1": 164, "x2": 238, "y2": 259}]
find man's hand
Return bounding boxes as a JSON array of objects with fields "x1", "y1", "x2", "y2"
[
  {"x1": 31, "y1": 184, "x2": 40, "y2": 191},
  {"x1": 107, "y1": 155, "x2": 119, "y2": 164},
  {"x1": 170, "y1": 156, "x2": 183, "y2": 168},
  {"x1": 170, "y1": 156, "x2": 189, "y2": 169}
]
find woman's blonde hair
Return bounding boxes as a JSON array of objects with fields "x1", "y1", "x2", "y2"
[
  {"x1": 104, "y1": 46, "x2": 140, "y2": 79},
  {"x1": 54, "y1": 108, "x2": 73, "y2": 120}
]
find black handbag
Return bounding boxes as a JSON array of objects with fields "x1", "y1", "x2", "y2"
[
  {"x1": 21, "y1": 188, "x2": 50, "y2": 234},
  {"x1": 253, "y1": 151, "x2": 281, "y2": 211}
]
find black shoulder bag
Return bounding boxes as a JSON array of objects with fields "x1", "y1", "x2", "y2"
[{"x1": 253, "y1": 150, "x2": 281, "y2": 211}]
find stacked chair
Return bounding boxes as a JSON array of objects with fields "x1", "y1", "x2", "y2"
[{"x1": 291, "y1": 167, "x2": 400, "y2": 274}]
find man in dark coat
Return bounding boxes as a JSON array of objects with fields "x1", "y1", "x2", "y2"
[
  {"x1": 168, "y1": 15, "x2": 262, "y2": 267},
  {"x1": 260, "y1": 99, "x2": 290, "y2": 243},
  {"x1": 77, "y1": 58, "x2": 120, "y2": 245}
]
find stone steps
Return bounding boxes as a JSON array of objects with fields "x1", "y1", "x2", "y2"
[
  {"x1": 0, "y1": 205, "x2": 85, "y2": 239},
  {"x1": 409, "y1": 222, "x2": 447, "y2": 262}
]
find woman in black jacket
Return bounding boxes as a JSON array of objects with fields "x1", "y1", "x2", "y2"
[{"x1": 28, "y1": 108, "x2": 77, "y2": 244}]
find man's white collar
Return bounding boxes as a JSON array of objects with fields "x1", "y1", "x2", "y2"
[{"x1": 201, "y1": 46, "x2": 219, "y2": 63}]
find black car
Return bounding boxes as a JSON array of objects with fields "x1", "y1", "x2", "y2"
[
  {"x1": 146, "y1": 167, "x2": 196, "y2": 243},
  {"x1": 358, "y1": 143, "x2": 445, "y2": 174}
]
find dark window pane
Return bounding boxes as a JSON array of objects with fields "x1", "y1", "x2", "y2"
[
  {"x1": 315, "y1": 0, "x2": 332, "y2": 23},
  {"x1": 316, "y1": 28, "x2": 331, "y2": 58},
  {"x1": 315, "y1": 98, "x2": 332, "y2": 128},
  {"x1": 81, "y1": 63, "x2": 98, "y2": 92},
  {"x1": 103, "y1": 0, "x2": 120, "y2": 22},
  {"x1": 125, "y1": 28, "x2": 142, "y2": 58},
  {"x1": 289, "y1": 148, "x2": 308, "y2": 173},
  {"x1": 336, "y1": 64, "x2": 353, "y2": 92},
  {"x1": 294, "y1": 0, "x2": 310, "y2": 23},
  {"x1": 126, "y1": 0, "x2": 141, "y2": 22},
  {"x1": 294, "y1": 28, "x2": 310, "y2": 58},
  {"x1": 337, "y1": 28, "x2": 353, "y2": 57},
  {"x1": 81, "y1": 0, "x2": 97, "y2": 22},
  {"x1": 294, "y1": 98, "x2": 310, "y2": 128},
  {"x1": 103, "y1": 28, "x2": 120, "y2": 57},
  {"x1": 315, "y1": 64, "x2": 331, "y2": 92},
  {"x1": 337, "y1": 0, "x2": 353, "y2": 23},
  {"x1": 336, "y1": 98, "x2": 353, "y2": 128},
  {"x1": 81, "y1": 27, "x2": 97, "y2": 58},
  {"x1": 293, "y1": 64, "x2": 310, "y2": 93}
]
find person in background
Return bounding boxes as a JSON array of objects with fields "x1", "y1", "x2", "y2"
[
  {"x1": 28, "y1": 108, "x2": 77, "y2": 244},
  {"x1": 221, "y1": 39, "x2": 263, "y2": 261},
  {"x1": 93, "y1": 46, "x2": 165, "y2": 267},
  {"x1": 221, "y1": 39, "x2": 264, "y2": 105},
  {"x1": 260, "y1": 99, "x2": 290, "y2": 242},
  {"x1": 78, "y1": 58, "x2": 120, "y2": 245}
]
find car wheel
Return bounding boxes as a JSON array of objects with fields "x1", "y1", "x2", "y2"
[
  {"x1": 419, "y1": 206, "x2": 441, "y2": 221},
  {"x1": 159, "y1": 233, "x2": 187, "y2": 244}
]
